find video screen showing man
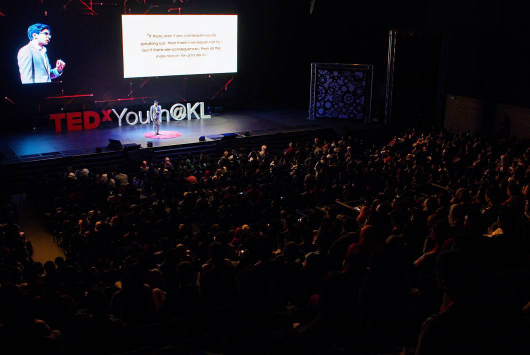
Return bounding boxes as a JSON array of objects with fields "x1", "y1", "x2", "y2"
[{"x1": 17, "y1": 23, "x2": 66, "y2": 84}]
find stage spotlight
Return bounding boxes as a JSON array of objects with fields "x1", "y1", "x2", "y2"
[
  {"x1": 199, "y1": 136, "x2": 206, "y2": 142},
  {"x1": 244, "y1": 130, "x2": 251, "y2": 137},
  {"x1": 147, "y1": 141, "x2": 153, "y2": 148}
]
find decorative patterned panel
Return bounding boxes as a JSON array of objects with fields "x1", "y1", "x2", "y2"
[{"x1": 309, "y1": 63, "x2": 373, "y2": 121}]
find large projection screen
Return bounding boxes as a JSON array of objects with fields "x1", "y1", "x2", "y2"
[{"x1": 122, "y1": 15, "x2": 238, "y2": 79}]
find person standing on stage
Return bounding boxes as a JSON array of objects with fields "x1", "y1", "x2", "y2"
[
  {"x1": 151, "y1": 100, "x2": 161, "y2": 135},
  {"x1": 18, "y1": 23, "x2": 66, "y2": 84}
]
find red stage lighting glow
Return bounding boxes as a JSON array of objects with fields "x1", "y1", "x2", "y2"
[
  {"x1": 94, "y1": 96, "x2": 156, "y2": 103},
  {"x1": 4, "y1": 97, "x2": 17, "y2": 105},
  {"x1": 45, "y1": 94, "x2": 94, "y2": 100}
]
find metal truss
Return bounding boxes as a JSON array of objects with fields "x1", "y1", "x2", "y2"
[{"x1": 384, "y1": 29, "x2": 448, "y2": 125}]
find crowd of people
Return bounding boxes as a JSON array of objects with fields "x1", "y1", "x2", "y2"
[{"x1": 1, "y1": 128, "x2": 530, "y2": 355}]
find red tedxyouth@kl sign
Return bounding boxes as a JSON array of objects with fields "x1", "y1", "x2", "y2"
[{"x1": 49, "y1": 102, "x2": 211, "y2": 133}]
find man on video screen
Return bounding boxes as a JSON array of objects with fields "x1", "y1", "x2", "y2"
[{"x1": 17, "y1": 23, "x2": 66, "y2": 84}]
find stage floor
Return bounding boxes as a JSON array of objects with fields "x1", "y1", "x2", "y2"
[{"x1": 0, "y1": 107, "x2": 384, "y2": 160}]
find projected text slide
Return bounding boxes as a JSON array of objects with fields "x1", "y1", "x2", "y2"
[{"x1": 122, "y1": 15, "x2": 237, "y2": 78}]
